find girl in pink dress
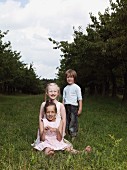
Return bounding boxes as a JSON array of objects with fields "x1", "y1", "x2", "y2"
[
  {"x1": 32, "y1": 83, "x2": 66, "y2": 146},
  {"x1": 34, "y1": 100, "x2": 91, "y2": 155}
]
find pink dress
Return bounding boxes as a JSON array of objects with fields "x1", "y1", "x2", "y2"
[
  {"x1": 34, "y1": 118, "x2": 71, "y2": 151},
  {"x1": 31, "y1": 101, "x2": 65, "y2": 147}
]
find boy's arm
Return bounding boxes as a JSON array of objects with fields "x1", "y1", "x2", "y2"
[
  {"x1": 77, "y1": 86, "x2": 82, "y2": 116},
  {"x1": 78, "y1": 100, "x2": 82, "y2": 116}
]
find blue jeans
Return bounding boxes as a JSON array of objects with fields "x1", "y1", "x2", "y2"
[{"x1": 65, "y1": 104, "x2": 78, "y2": 137}]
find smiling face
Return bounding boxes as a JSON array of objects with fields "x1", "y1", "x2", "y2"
[
  {"x1": 45, "y1": 105, "x2": 56, "y2": 121},
  {"x1": 65, "y1": 69, "x2": 77, "y2": 85},
  {"x1": 66, "y1": 75, "x2": 75, "y2": 85},
  {"x1": 47, "y1": 84, "x2": 59, "y2": 100}
]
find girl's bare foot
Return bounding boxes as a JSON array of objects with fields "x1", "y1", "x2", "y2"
[
  {"x1": 44, "y1": 148, "x2": 55, "y2": 156},
  {"x1": 85, "y1": 146, "x2": 92, "y2": 153},
  {"x1": 48, "y1": 150, "x2": 55, "y2": 156}
]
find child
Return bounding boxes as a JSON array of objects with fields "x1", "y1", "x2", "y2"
[
  {"x1": 32, "y1": 83, "x2": 66, "y2": 146},
  {"x1": 34, "y1": 100, "x2": 91, "y2": 155},
  {"x1": 63, "y1": 69, "x2": 82, "y2": 139}
]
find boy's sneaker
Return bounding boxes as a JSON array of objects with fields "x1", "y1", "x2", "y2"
[
  {"x1": 70, "y1": 132, "x2": 77, "y2": 137},
  {"x1": 71, "y1": 136, "x2": 76, "y2": 142}
]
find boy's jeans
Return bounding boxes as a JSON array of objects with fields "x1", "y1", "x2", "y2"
[{"x1": 65, "y1": 104, "x2": 78, "y2": 137}]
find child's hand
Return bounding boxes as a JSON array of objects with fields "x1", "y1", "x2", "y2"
[
  {"x1": 77, "y1": 110, "x2": 82, "y2": 116},
  {"x1": 47, "y1": 126, "x2": 57, "y2": 132},
  {"x1": 50, "y1": 127, "x2": 57, "y2": 132},
  {"x1": 44, "y1": 126, "x2": 49, "y2": 132}
]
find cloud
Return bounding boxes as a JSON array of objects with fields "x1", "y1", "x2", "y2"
[{"x1": 0, "y1": 0, "x2": 111, "y2": 79}]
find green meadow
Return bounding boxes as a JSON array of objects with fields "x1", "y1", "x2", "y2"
[{"x1": 0, "y1": 95, "x2": 127, "y2": 170}]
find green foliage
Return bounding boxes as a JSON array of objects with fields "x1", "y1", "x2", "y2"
[
  {"x1": 49, "y1": 0, "x2": 127, "y2": 100},
  {"x1": 0, "y1": 30, "x2": 42, "y2": 94},
  {"x1": 0, "y1": 95, "x2": 127, "y2": 169}
]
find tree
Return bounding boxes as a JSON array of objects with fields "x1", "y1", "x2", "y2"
[
  {"x1": 0, "y1": 30, "x2": 42, "y2": 94},
  {"x1": 49, "y1": 0, "x2": 127, "y2": 101}
]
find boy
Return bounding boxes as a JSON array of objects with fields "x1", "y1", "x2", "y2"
[{"x1": 63, "y1": 69, "x2": 82, "y2": 139}]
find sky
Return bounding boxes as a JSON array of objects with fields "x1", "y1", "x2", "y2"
[{"x1": 0, "y1": 0, "x2": 112, "y2": 79}]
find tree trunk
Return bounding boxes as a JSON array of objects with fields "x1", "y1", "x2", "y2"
[
  {"x1": 111, "y1": 72, "x2": 117, "y2": 97},
  {"x1": 89, "y1": 83, "x2": 95, "y2": 95},
  {"x1": 122, "y1": 71, "x2": 127, "y2": 102}
]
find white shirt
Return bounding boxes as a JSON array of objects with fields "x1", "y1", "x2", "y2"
[{"x1": 63, "y1": 83, "x2": 82, "y2": 106}]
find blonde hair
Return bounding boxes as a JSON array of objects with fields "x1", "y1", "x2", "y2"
[
  {"x1": 65, "y1": 69, "x2": 77, "y2": 82},
  {"x1": 44, "y1": 83, "x2": 60, "y2": 101}
]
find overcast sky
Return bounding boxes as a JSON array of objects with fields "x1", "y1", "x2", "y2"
[{"x1": 0, "y1": 0, "x2": 112, "y2": 79}]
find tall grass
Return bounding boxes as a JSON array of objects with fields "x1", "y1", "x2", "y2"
[{"x1": 0, "y1": 95, "x2": 127, "y2": 170}]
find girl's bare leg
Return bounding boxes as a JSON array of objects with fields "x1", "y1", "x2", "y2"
[
  {"x1": 65, "y1": 147, "x2": 80, "y2": 154},
  {"x1": 65, "y1": 146, "x2": 92, "y2": 154}
]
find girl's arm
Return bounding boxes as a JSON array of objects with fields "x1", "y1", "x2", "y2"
[
  {"x1": 39, "y1": 102, "x2": 45, "y2": 139},
  {"x1": 57, "y1": 120, "x2": 63, "y2": 141},
  {"x1": 40, "y1": 120, "x2": 45, "y2": 141},
  {"x1": 60, "y1": 103, "x2": 66, "y2": 137},
  {"x1": 62, "y1": 88, "x2": 65, "y2": 104}
]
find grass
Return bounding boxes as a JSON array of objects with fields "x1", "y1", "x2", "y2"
[{"x1": 0, "y1": 94, "x2": 127, "y2": 169}]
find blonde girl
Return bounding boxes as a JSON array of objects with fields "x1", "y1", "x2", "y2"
[{"x1": 32, "y1": 83, "x2": 66, "y2": 146}]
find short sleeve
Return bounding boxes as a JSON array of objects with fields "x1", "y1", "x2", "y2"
[{"x1": 77, "y1": 86, "x2": 82, "y2": 100}]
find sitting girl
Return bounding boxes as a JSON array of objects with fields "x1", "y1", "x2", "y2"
[
  {"x1": 32, "y1": 83, "x2": 66, "y2": 147},
  {"x1": 34, "y1": 100, "x2": 91, "y2": 155}
]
